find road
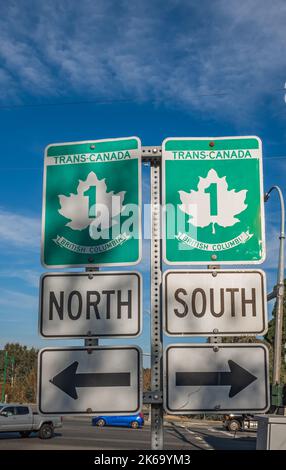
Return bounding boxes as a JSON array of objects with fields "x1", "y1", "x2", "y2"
[{"x1": 0, "y1": 418, "x2": 256, "y2": 450}]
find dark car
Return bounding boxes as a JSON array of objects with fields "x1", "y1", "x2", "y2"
[
  {"x1": 223, "y1": 414, "x2": 257, "y2": 432},
  {"x1": 92, "y1": 413, "x2": 144, "y2": 429},
  {"x1": 223, "y1": 404, "x2": 286, "y2": 432}
]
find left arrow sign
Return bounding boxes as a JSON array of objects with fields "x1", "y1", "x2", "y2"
[{"x1": 50, "y1": 361, "x2": 131, "y2": 399}]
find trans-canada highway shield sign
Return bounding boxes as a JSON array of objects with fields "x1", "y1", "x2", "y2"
[
  {"x1": 162, "y1": 136, "x2": 265, "y2": 264},
  {"x1": 41, "y1": 137, "x2": 142, "y2": 268}
]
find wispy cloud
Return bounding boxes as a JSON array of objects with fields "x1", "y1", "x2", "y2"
[
  {"x1": 0, "y1": 268, "x2": 41, "y2": 288},
  {"x1": 0, "y1": 288, "x2": 38, "y2": 311},
  {"x1": 0, "y1": 1, "x2": 285, "y2": 119},
  {"x1": 0, "y1": 208, "x2": 40, "y2": 250}
]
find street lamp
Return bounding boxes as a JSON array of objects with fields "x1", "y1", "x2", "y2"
[{"x1": 264, "y1": 186, "x2": 285, "y2": 391}]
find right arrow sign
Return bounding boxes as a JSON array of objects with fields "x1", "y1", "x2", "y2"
[
  {"x1": 176, "y1": 360, "x2": 257, "y2": 398},
  {"x1": 165, "y1": 344, "x2": 269, "y2": 414}
]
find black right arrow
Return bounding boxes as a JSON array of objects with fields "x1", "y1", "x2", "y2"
[
  {"x1": 50, "y1": 361, "x2": 131, "y2": 400},
  {"x1": 176, "y1": 360, "x2": 257, "y2": 398}
]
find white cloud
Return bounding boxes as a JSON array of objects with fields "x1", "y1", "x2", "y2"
[
  {"x1": 0, "y1": 208, "x2": 40, "y2": 250},
  {"x1": 0, "y1": 1, "x2": 285, "y2": 119}
]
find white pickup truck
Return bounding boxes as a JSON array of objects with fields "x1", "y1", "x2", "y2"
[{"x1": 0, "y1": 404, "x2": 62, "y2": 439}]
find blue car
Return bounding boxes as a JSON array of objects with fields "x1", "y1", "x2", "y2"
[{"x1": 92, "y1": 413, "x2": 144, "y2": 429}]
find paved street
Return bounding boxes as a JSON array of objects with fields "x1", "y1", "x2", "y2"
[{"x1": 0, "y1": 418, "x2": 256, "y2": 450}]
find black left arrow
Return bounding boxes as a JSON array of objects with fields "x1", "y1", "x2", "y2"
[{"x1": 50, "y1": 361, "x2": 131, "y2": 399}]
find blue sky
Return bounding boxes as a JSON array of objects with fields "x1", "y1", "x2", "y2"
[{"x1": 0, "y1": 0, "x2": 286, "y2": 366}]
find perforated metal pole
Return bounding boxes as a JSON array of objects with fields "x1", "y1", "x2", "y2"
[{"x1": 150, "y1": 156, "x2": 164, "y2": 450}]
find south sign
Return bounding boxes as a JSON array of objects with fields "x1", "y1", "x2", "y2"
[{"x1": 163, "y1": 270, "x2": 267, "y2": 336}]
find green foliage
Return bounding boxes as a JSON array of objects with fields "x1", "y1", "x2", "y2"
[
  {"x1": 264, "y1": 280, "x2": 286, "y2": 383},
  {"x1": 221, "y1": 336, "x2": 261, "y2": 344},
  {"x1": 0, "y1": 343, "x2": 38, "y2": 403},
  {"x1": 264, "y1": 280, "x2": 286, "y2": 346},
  {"x1": 143, "y1": 368, "x2": 151, "y2": 391}
]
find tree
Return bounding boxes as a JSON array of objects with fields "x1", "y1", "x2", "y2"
[
  {"x1": 0, "y1": 343, "x2": 38, "y2": 403},
  {"x1": 264, "y1": 279, "x2": 286, "y2": 383},
  {"x1": 221, "y1": 336, "x2": 261, "y2": 344},
  {"x1": 143, "y1": 368, "x2": 151, "y2": 391}
]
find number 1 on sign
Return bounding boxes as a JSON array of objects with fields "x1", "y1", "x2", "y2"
[
  {"x1": 84, "y1": 186, "x2": 96, "y2": 218},
  {"x1": 205, "y1": 183, "x2": 218, "y2": 216}
]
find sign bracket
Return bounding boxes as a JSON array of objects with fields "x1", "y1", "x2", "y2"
[
  {"x1": 85, "y1": 267, "x2": 99, "y2": 348},
  {"x1": 142, "y1": 146, "x2": 162, "y2": 163},
  {"x1": 208, "y1": 264, "x2": 221, "y2": 344},
  {"x1": 143, "y1": 391, "x2": 163, "y2": 405}
]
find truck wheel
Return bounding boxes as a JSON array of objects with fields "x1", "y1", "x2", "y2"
[
  {"x1": 39, "y1": 423, "x2": 54, "y2": 439},
  {"x1": 20, "y1": 431, "x2": 31, "y2": 438},
  {"x1": 228, "y1": 420, "x2": 241, "y2": 432},
  {"x1": 131, "y1": 421, "x2": 139, "y2": 429}
]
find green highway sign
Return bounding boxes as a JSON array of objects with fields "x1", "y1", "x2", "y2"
[
  {"x1": 41, "y1": 137, "x2": 142, "y2": 268},
  {"x1": 162, "y1": 136, "x2": 265, "y2": 264}
]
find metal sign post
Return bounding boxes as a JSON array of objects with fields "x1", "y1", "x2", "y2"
[
  {"x1": 265, "y1": 187, "x2": 285, "y2": 386},
  {"x1": 265, "y1": 186, "x2": 285, "y2": 407},
  {"x1": 150, "y1": 152, "x2": 164, "y2": 450}
]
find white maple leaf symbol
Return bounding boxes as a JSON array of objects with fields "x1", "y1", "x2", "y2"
[
  {"x1": 179, "y1": 169, "x2": 247, "y2": 234},
  {"x1": 58, "y1": 171, "x2": 126, "y2": 231}
]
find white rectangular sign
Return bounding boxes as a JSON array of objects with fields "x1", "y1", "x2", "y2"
[
  {"x1": 163, "y1": 270, "x2": 267, "y2": 336},
  {"x1": 39, "y1": 272, "x2": 142, "y2": 338},
  {"x1": 38, "y1": 346, "x2": 142, "y2": 415},
  {"x1": 164, "y1": 344, "x2": 269, "y2": 414}
]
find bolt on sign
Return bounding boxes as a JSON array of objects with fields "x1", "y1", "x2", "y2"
[
  {"x1": 162, "y1": 136, "x2": 265, "y2": 264},
  {"x1": 41, "y1": 137, "x2": 142, "y2": 268}
]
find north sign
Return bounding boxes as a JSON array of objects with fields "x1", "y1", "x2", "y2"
[
  {"x1": 39, "y1": 272, "x2": 142, "y2": 339},
  {"x1": 41, "y1": 137, "x2": 142, "y2": 268},
  {"x1": 38, "y1": 347, "x2": 142, "y2": 415},
  {"x1": 163, "y1": 270, "x2": 267, "y2": 336},
  {"x1": 162, "y1": 136, "x2": 265, "y2": 264},
  {"x1": 164, "y1": 344, "x2": 269, "y2": 414}
]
